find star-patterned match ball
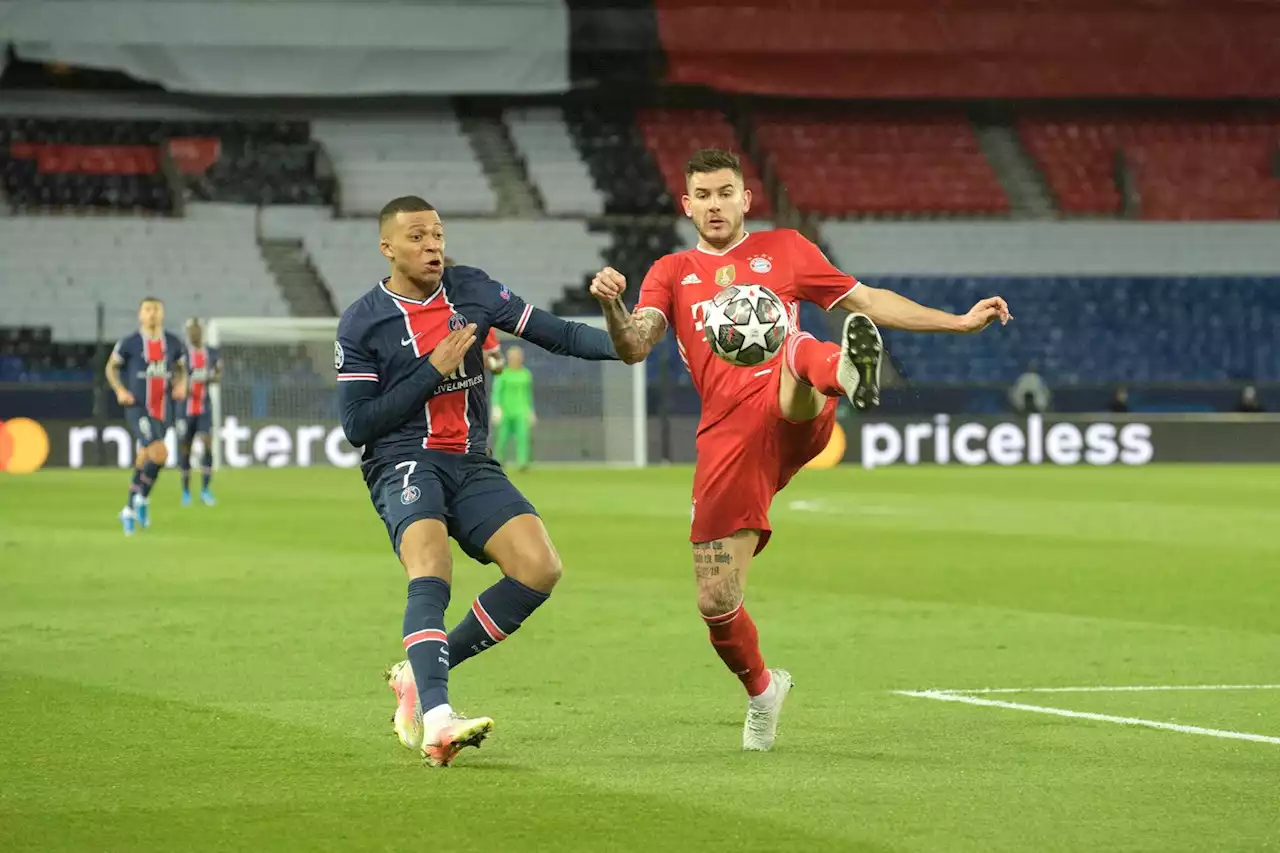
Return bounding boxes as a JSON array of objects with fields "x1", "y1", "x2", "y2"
[{"x1": 702, "y1": 284, "x2": 789, "y2": 367}]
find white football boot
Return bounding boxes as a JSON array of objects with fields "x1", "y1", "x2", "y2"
[
  {"x1": 743, "y1": 668, "x2": 794, "y2": 752},
  {"x1": 421, "y1": 705, "x2": 494, "y2": 768},
  {"x1": 837, "y1": 313, "x2": 883, "y2": 411},
  {"x1": 384, "y1": 660, "x2": 422, "y2": 750}
]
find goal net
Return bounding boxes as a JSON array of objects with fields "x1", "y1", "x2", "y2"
[{"x1": 204, "y1": 316, "x2": 648, "y2": 469}]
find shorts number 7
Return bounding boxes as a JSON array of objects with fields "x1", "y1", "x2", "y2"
[{"x1": 395, "y1": 460, "x2": 418, "y2": 490}]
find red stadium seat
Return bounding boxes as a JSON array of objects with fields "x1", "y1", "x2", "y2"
[
  {"x1": 1020, "y1": 110, "x2": 1280, "y2": 219},
  {"x1": 752, "y1": 110, "x2": 1008, "y2": 217},
  {"x1": 636, "y1": 109, "x2": 773, "y2": 219}
]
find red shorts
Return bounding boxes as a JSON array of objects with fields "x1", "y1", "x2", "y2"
[{"x1": 690, "y1": 365, "x2": 837, "y2": 555}]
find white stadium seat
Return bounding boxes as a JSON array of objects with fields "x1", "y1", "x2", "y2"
[
  {"x1": 506, "y1": 107, "x2": 605, "y2": 216},
  {"x1": 0, "y1": 215, "x2": 286, "y2": 340},
  {"x1": 312, "y1": 114, "x2": 498, "y2": 217},
  {"x1": 304, "y1": 218, "x2": 610, "y2": 313}
]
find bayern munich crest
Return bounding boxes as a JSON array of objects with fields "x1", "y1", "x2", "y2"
[
  {"x1": 401, "y1": 485, "x2": 421, "y2": 505},
  {"x1": 448, "y1": 312, "x2": 467, "y2": 331},
  {"x1": 749, "y1": 255, "x2": 773, "y2": 274}
]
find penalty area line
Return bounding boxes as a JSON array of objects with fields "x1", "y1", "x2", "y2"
[
  {"x1": 895, "y1": 690, "x2": 1280, "y2": 746},
  {"x1": 930, "y1": 683, "x2": 1280, "y2": 695}
]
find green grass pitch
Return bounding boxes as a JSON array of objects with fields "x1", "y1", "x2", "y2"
[{"x1": 2, "y1": 465, "x2": 1277, "y2": 852}]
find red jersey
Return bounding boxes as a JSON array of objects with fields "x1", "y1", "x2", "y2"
[
  {"x1": 482, "y1": 329, "x2": 500, "y2": 354},
  {"x1": 636, "y1": 228, "x2": 859, "y2": 430}
]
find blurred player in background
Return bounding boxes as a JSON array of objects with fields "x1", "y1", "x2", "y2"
[
  {"x1": 177, "y1": 318, "x2": 221, "y2": 507},
  {"x1": 482, "y1": 330, "x2": 505, "y2": 373},
  {"x1": 590, "y1": 148, "x2": 1011, "y2": 751},
  {"x1": 338, "y1": 196, "x2": 617, "y2": 766},
  {"x1": 491, "y1": 345, "x2": 535, "y2": 471},
  {"x1": 105, "y1": 297, "x2": 188, "y2": 536}
]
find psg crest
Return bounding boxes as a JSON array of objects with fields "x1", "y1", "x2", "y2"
[
  {"x1": 401, "y1": 485, "x2": 421, "y2": 505},
  {"x1": 448, "y1": 313, "x2": 467, "y2": 331}
]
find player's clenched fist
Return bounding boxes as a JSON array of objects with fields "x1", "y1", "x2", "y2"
[
  {"x1": 114, "y1": 387, "x2": 136, "y2": 406},
  {"x1": 960, "y1": 296, "x2": 1013, "y2": 333},
  {"x1": 589, "y1": 267, "x2": 628, "y2": 303},
  {"x1": 429, "y1": 323, "x2": 477, "y2": 375}
]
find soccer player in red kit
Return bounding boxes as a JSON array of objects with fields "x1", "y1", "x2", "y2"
[{"x1": 590, "y1": 149, "x2": 1011, "y2": 751}]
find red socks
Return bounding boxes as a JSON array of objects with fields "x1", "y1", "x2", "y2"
[
  {"x1": 786, "y1": 333, "x2": 842, "y2": 396},
  {"x1": 703, "y1": 603, "x2": 771, "y2": 697}
]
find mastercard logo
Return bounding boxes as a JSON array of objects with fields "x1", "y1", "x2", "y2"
[
  {"x1": 804, "y1": 422, "x2": 847, "y2": 471},
  {"x1": 0, "y1": 418, "x2": 50, "y2": 474}
]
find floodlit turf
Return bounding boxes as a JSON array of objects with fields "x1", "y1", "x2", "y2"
[{"x1": 2, "y1": 464, "x2": 1278, "y2": 852}]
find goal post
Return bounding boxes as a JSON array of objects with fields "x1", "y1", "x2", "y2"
[{"x1": 205, "y1": 315, "x2": 648, "y2": 470}]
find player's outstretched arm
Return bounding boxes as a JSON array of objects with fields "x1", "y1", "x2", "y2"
[
  {"x1": 338, "y1": 324, "x2": 475, "y2": 447},
  {"x1": 837, "y1": 287, "x2": 1012, "y2": 333},
  {"x1": 510, "y1": 307, "x2": 618, "y2": 361},
  {"x1": 590, "y1": 267, "x2": 666, "y2": 364}
]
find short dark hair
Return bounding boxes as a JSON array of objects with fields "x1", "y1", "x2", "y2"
[
  {"x1": 379, "y1": 195, "x2": 435, "y2": 227},
  {"x1": 685, "y1": 148, "x2": 743, "y2": 181},
  {"x1": 140, "y1": 296, "x2": 163, "y2": 307}
]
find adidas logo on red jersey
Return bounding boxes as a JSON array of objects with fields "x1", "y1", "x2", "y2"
[{"x1": 681, "y1": 273, "x2": 702, "y2": 285}]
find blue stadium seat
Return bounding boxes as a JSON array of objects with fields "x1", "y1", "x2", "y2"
[{"x1": 867, "y1": 276, "x2": 1280, "y2": 384}]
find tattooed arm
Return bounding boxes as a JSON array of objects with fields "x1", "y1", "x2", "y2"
[
  {"x1": 590, "y1": 265, "x2": 668, "y2": 364},
  {"x1": 599, "y1": 299, "x2": 666, "y2": 365}
]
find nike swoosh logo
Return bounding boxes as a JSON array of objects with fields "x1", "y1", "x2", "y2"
[{"x1": 401, "y1": 333, "x2": 424, "y2": 347}]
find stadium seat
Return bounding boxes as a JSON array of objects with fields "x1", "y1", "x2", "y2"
[
  {"x1": 312, "y1": 114, "x2": 497, "y2": 216},
  {"x1": 0, "y1": 116, "x2": 329, "y2": 212},
  {"x1": 506, "y1": 107, "x2": 606, "y2": 216},
  {"x1": 563, "y1": 108, "x2": 671, "y2": 215},
  {"x1": 0, "y1": 214, "x2": 287, "y2": 341},
  {"x1": 848, "y1": 275, "x2": 1280, "y2": 384},
  {"x1": 1019, "y1": 110, "x2": 1280, "y2": 219},
  {"x1": 754, "y1": 109, "x2": 1009, "y2": 217},
  {"x1": 303, "y1": 218, "x2": 610, "y2": 313},
  {"x1": 636, "y1": 108, "x2": 772, "y2": 218}
]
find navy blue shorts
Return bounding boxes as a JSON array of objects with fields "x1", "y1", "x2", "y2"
[
  {"x1": 176, "y1": 412, "x2": 213, "y2": 442},
  {"x1": 369, "y1": 450, "x2": 536, "y2": 563},
  {"x1": 125, "y1": 408, "x2": 168, "y2": 447}
]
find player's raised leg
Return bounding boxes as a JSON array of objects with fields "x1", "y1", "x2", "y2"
[
  {"x1": 396, "y1": 517, "x2": 492, "y2": 767},
  {"x1": 693, "y1": 531, "x2": 793, "y2": 751},
  {"x1": 780, "y1": 317, "x2": 883, "y2": 416},
  {"x1": 447, "y1": 512, "x2": 559, "y2": 668}
]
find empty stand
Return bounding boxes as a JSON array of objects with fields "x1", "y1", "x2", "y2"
[
  {"x1": 0, "y1": 116, "x2": 329, "y2": 212},
  {"x1": 861, "y1": 275, "x2": 1280, "y2": 384},
  {"x1": 312, "y1": 115, "x2": 497, "y2": 216},
  {"x1": 754, "y1": 110, "x2": 1008, "y2": 217},
  {"x1": 563, "y1": 108, "x2": 670, "y2": 215},
  {"x1": 0, "y1": 213, "x2": 286, "y2": 341},
  {"x1": 304, "y1": 219, "x2": 610, "y2": 313},
  {"x1": 1020, "y1": 112, "x2": 1280, "y2": 219},
  {"x1": 636, "y1": 109, "x2": 772, "y2": 218},
  {"x1": 506, "y1": 107, "x2": 605, "y2": 216}
]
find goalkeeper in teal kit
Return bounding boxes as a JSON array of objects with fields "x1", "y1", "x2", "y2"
[{"x1": 491, "y1": 345, "x2": 535, "y2": 470}]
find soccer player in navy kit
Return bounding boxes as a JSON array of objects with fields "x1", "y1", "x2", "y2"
[
  {"x1": 105, "y1": 297, "x2": 188, "y2": 535},
  {"x1": 336, "y1": 196, "x2": 617, "y2": 767},
  {"x1": 177, "y1": 318, "x2": 221, "y2": 507}
]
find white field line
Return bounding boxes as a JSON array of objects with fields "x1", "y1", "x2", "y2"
[
  {"x1": 930, "y1": 684, "x2": 1280, "y2": 695},
  {"x1": 895, "y1": 690, "x2": 1280, "y2": 745}
]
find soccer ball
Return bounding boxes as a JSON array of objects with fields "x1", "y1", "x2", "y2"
[{"x1": 702, "y1": 284, "x2": 789, "y2": 367}]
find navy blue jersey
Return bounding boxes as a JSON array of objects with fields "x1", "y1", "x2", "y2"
[
  {"x1": 335, "y1": 266, "x2": 615, "y2": 475},
  {"x1": 183, "y1": 345, "x2": 220, "y2": 417},
  {"x1": 110, "y1": 330, "x2": 186, "y2": 422}
]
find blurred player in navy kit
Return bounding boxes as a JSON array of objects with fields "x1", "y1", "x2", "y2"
[
  {"x1": 105, "y1": 297, "x2": 188, "y2": 535},
  {"x1": 177, "y1": 318, "x2": 221, "y2": 507},
  {"x1": 336, "y1": 196, "x2": 616, "y2": 767}
]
